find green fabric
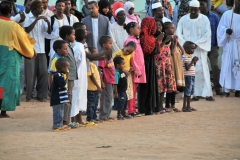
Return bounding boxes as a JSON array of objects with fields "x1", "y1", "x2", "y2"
[{"x1": 0, "y1": 45, "x2": 22, "y2": 111}]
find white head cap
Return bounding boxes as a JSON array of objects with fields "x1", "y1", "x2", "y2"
[
  {"x1": 152, "y1": 2, "x2": 162, "y2": 9},
  {"x1": 115, "y1": 8, "x2": 124, "y2": 16},
  {"x1": 189, "y1": 0, "x2": 200, "y2": 7}
]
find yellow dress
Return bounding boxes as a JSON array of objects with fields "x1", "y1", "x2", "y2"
[
  {"x1": 0, "y1": 17, "x2": 35, "y2": 111},
  {"x1": 113, "y1": 49, "x2": 134, "y2": 100}
]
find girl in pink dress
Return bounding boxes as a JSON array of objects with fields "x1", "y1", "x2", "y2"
[{"x1": 124, "y1": 22, "x2": 146, "y2": 117}]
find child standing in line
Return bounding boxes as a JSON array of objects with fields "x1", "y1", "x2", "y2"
[
  {"x1": 48, "y1": 40, "x2": 73, "y2": 129},
  {"x1": 113, "y1": 56, "x2": 130, "y2": 120},
  {"x1": 50, "y1": 58, "x2": 70, "y2": 132},
  {"x1": 113, "y1": 41, "x2": 138, "y2": 119},
  {"x1": 59, "y1": 26, "x2": 78, "y2": 128},
  {"x1": 98, "y1": 36, "x2": 115, "y2": 122},
  {"x1": 86, "y1": 47, "x2": 102, "y2": 125},
  {"x1": 124, "y1": 22, "x2": 145, "y2": 117},
  {"x1": 71, "y1": 29, "x2": 88, "y2": 126},
  {"x1": 182, "y1": 41, "x2": 198, "y2": 112}
]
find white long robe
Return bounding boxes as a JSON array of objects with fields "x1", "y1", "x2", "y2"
[
  {"x1": 110, "y1": 22, "x2": 129, "y2": 53},
  {"x1": 71, "y1": 42, "x2": 87, "y2": 117},
  {"x1": 217, "y1": 10, "x2": 240, "y2": 91},
  {"x1": 177, "y1": 13, "x2": 213, "y2": 97}
]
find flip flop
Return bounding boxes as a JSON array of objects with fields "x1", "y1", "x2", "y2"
[{"x1": 52, "y1": 127, "x2": 67, "y2": 132}]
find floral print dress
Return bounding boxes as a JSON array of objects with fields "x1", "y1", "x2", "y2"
[{"x1": 155, "y1": 43, "x2": 177, "y2": 93}]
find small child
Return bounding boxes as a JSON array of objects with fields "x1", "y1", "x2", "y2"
[
  {"x1": 113, "y1": 56, "x2": 130, "y2": 120},
  {"x1": 86, "y1": 47, "x2": 102, "y2": 125},
  {"x1": 182, "y1": 41, "x2": 198, "y2": 112},
  {"x1": 98, "y1": 36, "x2": 115, "y2": 122},
  {"x1": 113, "y1": 41, "x2": 139, "y2": 119},
  {"x1": 50, "y1": 58, "x2": 70, "y2": 132},
  {"x1": 59, "y1": 26, "x2": 78, "y2": 128}
]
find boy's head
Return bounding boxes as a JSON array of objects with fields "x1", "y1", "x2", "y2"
[
  {"x1": 99, "y1": 36, "x2": 112, "y2": 50},
  {"x1": 59, "y1": 25, "x2": 75, "y2": 43},
  {"x1": 123, "y1": 41, "x2": 136, "y2": 55},
  {"x1": 113, "y1": 56, "x2": 125, "y2": 71},
  {"x1": 73, "y1": 22, "x2": 88, "y2": 36},
  {"x1": 55, "y1": 58, "x2": 70, "y2": 74},
  {"x1": 183, "y1": 41, "x2": 197, "y2": 54},
  {"x1": 88, "y1": 47, "x2": 98, "y2": 55},
  {"x1": 75, "y1": 29, "x2": 86, "y2": 43},
  {"x1": 53, "y1": 40, "x2": 68, "y2": 56}
]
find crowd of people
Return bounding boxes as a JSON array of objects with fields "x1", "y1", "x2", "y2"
[{"x1": 0, "y1": 0, "x2": 239, "y2": 132}]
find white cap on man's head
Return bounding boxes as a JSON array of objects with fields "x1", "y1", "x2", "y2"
[
  {"x1": 152, "y1": 2, "x2": 162, "y2": 9},
  {"x1": 115, "y1": 8, "x2": 124, "y2": 16},
  {"x1": 189, "y1": 0, "x2": 200, "y2": 7}
]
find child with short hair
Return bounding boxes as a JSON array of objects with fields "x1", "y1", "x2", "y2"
[
  {"x1": 50, "y1": 58, "x2": 70, "y2": 132},
  {"x1": 113, "y1": 56, "x2": 130, "y2": 120},
  {"x1": 48, "y1": 40, "x2": 69, "y2": 90},
  {"x1": 98, "y1": 36, "x2": 115, "y2": 122},
  {"x1": 86, "y1": 47, "x2": 102, "y2": 125},
  {"x1": 59, "y1": 26, "x2": 78, "y2": 128},
  {"x1": 113, "y1": 41, "x2": 139, "y2": 119},
  {"x1": 182, "y1": 41, "x2": 198, "y2": 112}
]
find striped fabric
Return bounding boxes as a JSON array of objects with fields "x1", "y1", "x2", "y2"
[{"x1": 182, "y1": 54, "x2": 195, "y2": 76}]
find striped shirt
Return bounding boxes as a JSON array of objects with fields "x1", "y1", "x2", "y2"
[
  {"x1": 50, "y1": 72, "x2": 69, "y2": 106},
  {"x1": 182, "y1": 54, "x2": 195, "y2": 76}
]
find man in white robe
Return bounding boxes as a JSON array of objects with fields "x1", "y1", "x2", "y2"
[
  {"x1": 152, "y1": 2, "x2": 172, "y2": 23},
  {"x1": 177, "y1": 0, "x2": 214, "y2": 101},
  {"x1": 217, "y1": 0, "x2": 240, "y2": 97},
  {"x1": 110, "y1": 8, "x2": 128, "y2": 53}
]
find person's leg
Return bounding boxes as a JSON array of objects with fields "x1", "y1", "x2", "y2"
[
  {"x1": 99, "y1": 84, "x2": 112, "y2": 120},
  {"x1": 20, "y1": 57, "x2": 25, "y2": 95},
  {"x1": 127, "y1": 82, "x2": 137, "y2": 114},
  {"x1": 36, "y1": 54, "x2": 48, "y2": 100},
  {"x1": 24, "y1": 57, "x2": 36, "y2": 101},
  {"x1": 208, "y1": 47, "x2": 222, "y2": 94},
  {"x1": 93, "y1": 92, "x2": 99, "y2": 120},
  {"x1": 165, "y1": 93, "x2": 171, "y2": 108},
  {"x1": 77, "y1": 111, "x2": 83, "y2": 124},
  {"x1": 215, "y1": 4, "x2": 228, "y2": 14},
  {"x1": 86, "y1": 91, "x2": 94, "y2": 122},
  {"x1": 159, "y1": 93, "x2": 164, "y2": 110},
  {"x1": 173, "y1": 4, "x2": 178, "y2": 28},
  {"x1": 52, "y1": 104, "x2": 64, "y2": 129},
  {"x1": 170, "y1": 92, "x2": 176, "y2": 107},
  {"x1": 64, "y1": 80, "x2": 74, "y2": 124}
]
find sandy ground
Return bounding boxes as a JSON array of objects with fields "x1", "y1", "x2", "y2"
[{"x1": 0, "y1": 93, "x2": 240, "y2": 160}]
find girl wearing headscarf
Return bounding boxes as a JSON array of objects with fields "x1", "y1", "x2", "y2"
[
  {"x1": 124, "y1": 1, "x2": 141, "y2": 27},
  {"x1": 98, "y1": 0, "x2": 113, "y2": 21}
]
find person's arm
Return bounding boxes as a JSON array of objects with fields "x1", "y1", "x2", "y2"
[
  {"x1": 48, "y1": 72, "x2": 54, "y2": 90},
  {"x1": 185, "y1": 57, "x2": 198, "y2": 70},
  {"x1": 113, "y1": 85, "x2": 118, "y2": 98},
  {"x1": 90, "y1": 74, "x2": 102, "y2": 93},
  {"x1": 25, "y1": 16, "x2": 44, "y2": 33},
  {"x1": 177, "y1": 40, "x2": 185, "y2": 55},
  {"x1": 98, "y1": 66, "x2": 105, "y2": 89},
  {"x1": 86, "y1": 50, "x2": 112, "y2": 60},
  {"x1": 42, "y1": 16, "x2": 52, "y2": 34},
  {"x1": 130, "y1": 55, "x2": 141, "y2": 78}
]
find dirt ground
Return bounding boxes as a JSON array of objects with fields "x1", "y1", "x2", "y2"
[{"x1": 0, "y1": 93, "x2": 240, "y2": 160}]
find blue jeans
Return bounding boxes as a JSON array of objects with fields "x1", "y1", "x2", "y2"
[
  {"x1": 215, "y1": 4, "x2": 228, "y2": 14},
  {"x1": 86, "y1": 91, "x2": 99, "y2": 122},
  {"x1": 184, "y1": 76, "x2": 195, "y2": 96},
  {"x1": 52, "y1": 104, "x2": 64, "y2": 129},
  {"x1": 113, "y1": 92, "x2": 128, "y2": 111}
]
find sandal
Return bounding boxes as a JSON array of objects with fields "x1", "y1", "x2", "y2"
[
  {"x1": 63, "y1": 125, "x2": 71, "y2": 130},
  {"x1": 160, "y1": 110, "x2": 166, "y2": 114},
  {"x1": 191, "y1": 96, "x2": 199, "y2": 101},
  {"x1": 190, "y1": 107, "x2": 197, "y2": 111},
  {"x1": 206, "y1": 96, "x2": 215, "y2": 101},
  {"x1": 52, "y1": 127, "x2": 67, "y2": 132},
  {"x1": 182, "y1": 108, "x2": 192, "y2": 112},
  {"x1": 172, "y1": 108, "x2": 181, "y2": 112},
  {"x1": 163, "y1": 108, "x2": 171, "y2": 112}
]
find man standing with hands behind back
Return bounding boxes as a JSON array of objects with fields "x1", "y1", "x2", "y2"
[{"x1": 177, "y1": 0, "x2": 214, "y2": 101}]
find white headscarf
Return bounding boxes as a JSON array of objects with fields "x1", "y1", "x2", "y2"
[{"x1": 124, "y1": 1, "x2": 135, "y2": 16}]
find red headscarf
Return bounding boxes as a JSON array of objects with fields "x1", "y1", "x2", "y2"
[
  {"x1": 140, "y1": 17, "x2": 157, "y2": 55},
  {"x1": 112, "y1": 2, "x2": 124, "y2": 19}
]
